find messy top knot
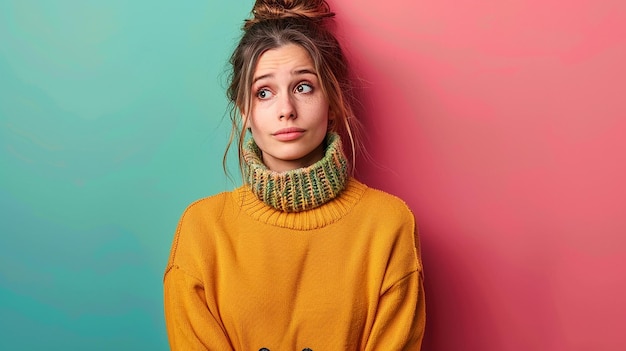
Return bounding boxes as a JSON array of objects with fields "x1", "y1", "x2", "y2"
[{"x1": 244, "y1": 0, "x2": 334, "y2": 30}]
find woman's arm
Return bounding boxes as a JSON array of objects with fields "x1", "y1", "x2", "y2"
[
  {"x1": 364, "y1": 200, "x2": 426, "y2": 350},
  {"x1": 364, "y1": 270, "x2": 426, "y2": 350},
  {"x1": 164, "y1": 265, "x2": 234, "y2": 351}
]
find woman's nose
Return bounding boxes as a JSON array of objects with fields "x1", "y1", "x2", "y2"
[{"x1": 278, "y1": 93, "x2": 296, "y2": 120}]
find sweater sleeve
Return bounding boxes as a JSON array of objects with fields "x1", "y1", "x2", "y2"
[
  {"x1": 364, "y1": 270, "x2": 426, "y2": 350},
  {"x1": 164, "y1": 265, "x2": 234, "y2": 351}
]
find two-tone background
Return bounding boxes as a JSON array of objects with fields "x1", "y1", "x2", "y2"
[{"x1": 2, "y1": 1, "x2": 625, "y2": 350}]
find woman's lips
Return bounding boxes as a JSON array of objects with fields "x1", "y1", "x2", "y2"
[{"x1": 273, "y1": 127, "x2": 305, "y2": 141}]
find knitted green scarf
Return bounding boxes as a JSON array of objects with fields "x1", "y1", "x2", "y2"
[{"x1": 243, "y1": 132, "x2": 349, "y2": 212}]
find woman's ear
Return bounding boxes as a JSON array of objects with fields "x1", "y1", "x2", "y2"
[
  {"x1": 241, "y1": 110, "x2": 250, "y2": 130},
  {"x1": 327, "y1": 108, "x2": 336, "y2": 130}
]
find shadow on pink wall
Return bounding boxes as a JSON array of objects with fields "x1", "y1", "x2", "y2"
[{"x1": 330, "y1": 1, "x2": 626, "y2": 350}]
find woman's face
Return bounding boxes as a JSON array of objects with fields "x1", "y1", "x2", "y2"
[{"x1": 244, "y1": 44, "x2": 331, "y2": 172}]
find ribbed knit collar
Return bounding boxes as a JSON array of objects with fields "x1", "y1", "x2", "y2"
[
  {"x1": 243, "y1": 132, "x2": 349, "y2": 213},
  {"x1": 235, "y1": 178, "x2": 366, "y2": 230}
]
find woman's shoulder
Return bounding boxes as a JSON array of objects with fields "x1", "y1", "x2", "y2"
[
  {"x1": 178, "y1": 187, "x2": 242, "y2": 222},
  {"x1": 168, "y1": 189, "x2": 242, "y2": 265},
  {"x1": 355, "y1": 179, "x2": 414, "y2": 216}
]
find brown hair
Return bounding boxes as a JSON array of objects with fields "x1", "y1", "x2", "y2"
[{"x1": 224, "y1": 0, "x2": 362, "y2": 179}]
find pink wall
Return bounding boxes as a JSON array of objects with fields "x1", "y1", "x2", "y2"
[{"x1": 329, "y1": 1, "x2": 626, "y2": 350}]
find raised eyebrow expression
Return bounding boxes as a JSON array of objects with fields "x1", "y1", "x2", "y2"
[{"x1": 252, "y1": 69, "x2": 318, "y2": 85}]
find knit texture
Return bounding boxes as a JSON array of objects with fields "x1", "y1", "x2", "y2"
[
  {"x1": 164, "y1": 178, "x2": 426, "y2": 350},
  {"x1": 243, "y1": 132, "x2": 348, "y2": 212}
]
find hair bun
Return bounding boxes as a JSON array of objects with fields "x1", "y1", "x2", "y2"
[{"x1": 244, "y1": 0, "x2": 334, "y2": 29}]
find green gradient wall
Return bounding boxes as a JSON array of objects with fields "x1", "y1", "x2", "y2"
[{"x1": 0, "y1": 1, "x2": 251, "y2": 349}]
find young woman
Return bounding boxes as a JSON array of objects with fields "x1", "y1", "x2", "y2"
[{"x1": 164, "y1": 1, "x2": 425, "y2": 350}]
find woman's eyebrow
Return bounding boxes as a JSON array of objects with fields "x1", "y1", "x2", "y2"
[
  {"x1": 253, "y1": 68, "x2": 317, "y2": 84},
  {"x1": 253, "y1": 73, "x2": 273, "y2": 84},
  {"x1": 294, "y1": 68, "x2": 317, "y2": 76}
]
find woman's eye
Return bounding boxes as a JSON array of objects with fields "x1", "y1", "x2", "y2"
[
  {"x1": 295, "y1": 83, "x2": 313, "y2": 94},
  {"x1": 257, "y1": 89, "x2": 273, "y2": 99}
]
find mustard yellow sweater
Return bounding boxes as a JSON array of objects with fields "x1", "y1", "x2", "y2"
[{"x1": 164, "y1": 178, "x2": 425, "y2": 350}]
